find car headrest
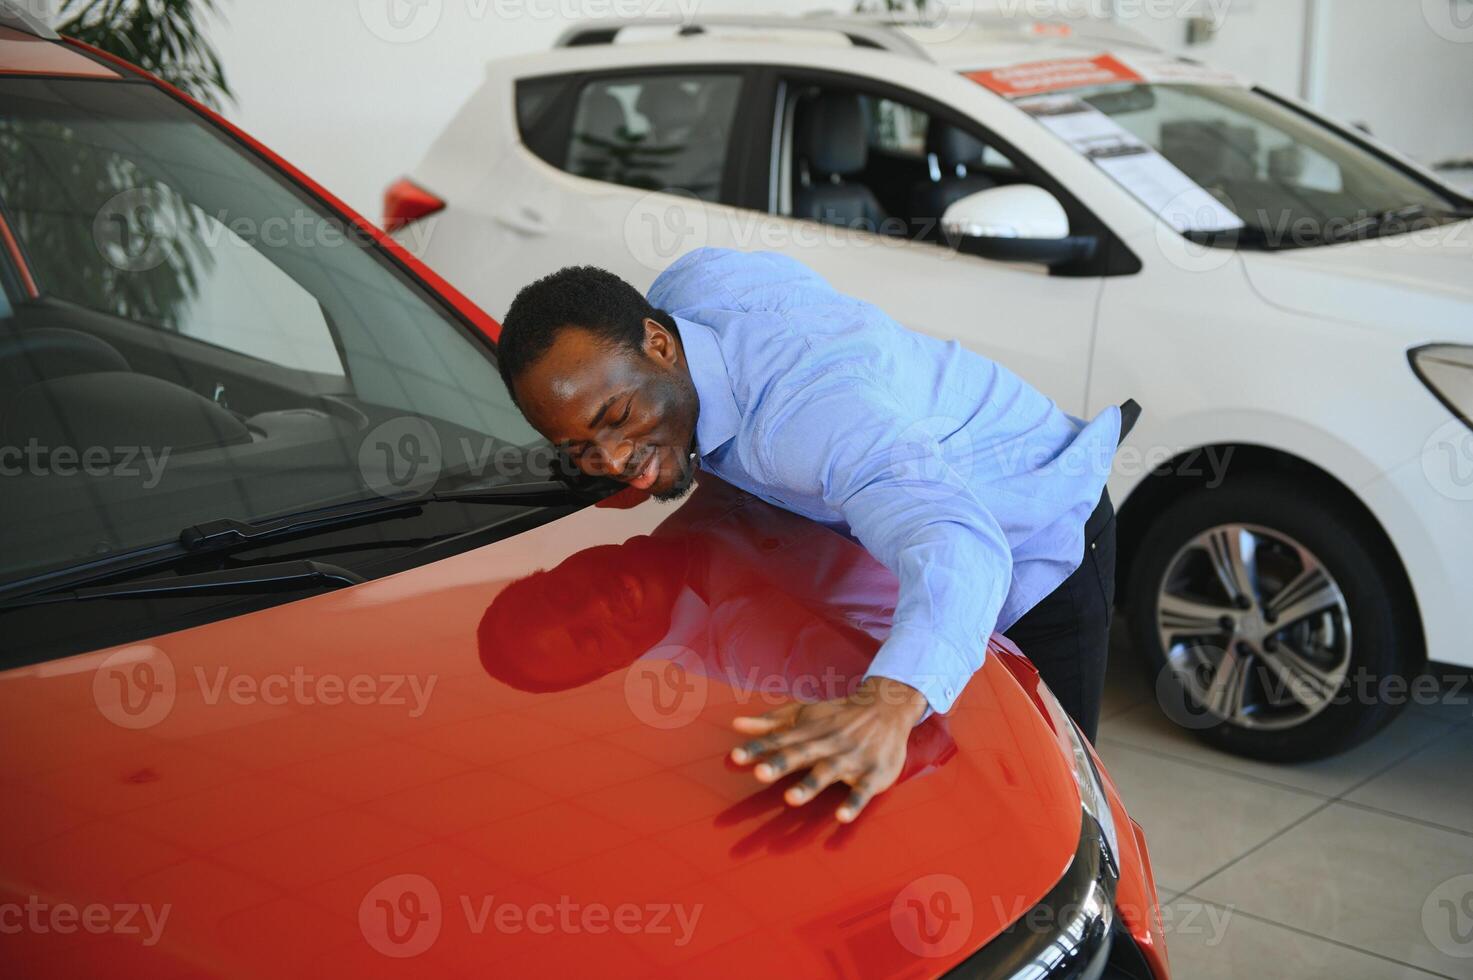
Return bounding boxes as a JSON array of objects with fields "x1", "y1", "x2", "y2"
[
  {"x1": 928, "y1": 123, "x2": 991, "y2": 172},
  {"x1": 1161, "y1": 120, "x2": 1259, "y2": 180},
  {"x1": 635, "y1": 82, "x2": 701, "y2": 136},
  {"x1": 798, "y1": 92, "x2": 868, "y2": 177},
  {"x1": 0, "y1": 371, "x2": 251, "y2": 459},
  {"x1": 573, "y1": 89, "x2": 630, "y2": 146},
  {"x1": 0, "y1": 327, "x2": 129, "y2": 390}
]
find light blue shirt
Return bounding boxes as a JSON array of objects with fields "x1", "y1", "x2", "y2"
[{"x1": 648, "y1": 248, "x2": 1120, "y2": 714}]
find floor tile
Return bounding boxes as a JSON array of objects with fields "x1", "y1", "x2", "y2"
[
  {"x1": 1346, "y1": 725, "x2": 1473, "y2": 834},
  {"x1": 1099, "y1": 701, "x2": 1455, "y2": 798},
  {"x1": 1163, "y1": 895, "x2": 1447, "y2": 980},
  {"x1": 1095, "y1": 741, "x2": 1324, "y2": 893},
  {"x1": 1194, "y1": 803, "x2": 1473, "y2": 977}
]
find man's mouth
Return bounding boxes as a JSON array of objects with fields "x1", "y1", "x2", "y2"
[{"x1": 626, "y1": 451, "x2": 661, "y2": 491}]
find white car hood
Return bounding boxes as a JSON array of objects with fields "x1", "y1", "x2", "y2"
[{"x1": 1239, "y1": 219, "x2": 1473, "y2": 343}]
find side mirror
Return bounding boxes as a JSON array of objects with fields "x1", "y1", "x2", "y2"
[{"x1": 941, "y1": 185, "x2": 1096, "y2": 268}]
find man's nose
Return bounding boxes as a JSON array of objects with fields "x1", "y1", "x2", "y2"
[{"x1": 583, "y1": 437, "x2": 634, "y2": 477}]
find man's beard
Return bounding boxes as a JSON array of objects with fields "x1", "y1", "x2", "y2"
[{"x1": 653, "y1": 442, "x2": 699, "y2": 502}]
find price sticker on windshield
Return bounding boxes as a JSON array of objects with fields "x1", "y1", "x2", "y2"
[{"x1": 966, "y1": 55, "x2": 1142, "y2": 98}]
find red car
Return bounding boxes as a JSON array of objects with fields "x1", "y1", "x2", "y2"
[{"x1": 0, "y1": 6, "x2": 1168, "y2": 977}]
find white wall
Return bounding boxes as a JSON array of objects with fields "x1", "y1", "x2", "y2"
[
  {"x1": 1110, "y1": 0, "x2": 1473, "y2": 166},
  {"x1": 199, "y1": 0, "x2": 837, "y2": 219},
  {"x1": 65, "y1": 0, "x2": 1472, "y2": 219},
  {"x1": 1112, "y1": 0, "x2": 1309, "y2": 98},
  {"x1": 1313, "y1": 0, "x2": 1473, "y2": 165}
]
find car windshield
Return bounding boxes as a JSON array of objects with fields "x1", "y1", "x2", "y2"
[
  {"x1": 0, "y1": 76, "x2": 547, "y2": 590},
  {"x1": 1063, "y1": 82, "x2": 1465, "y2": 247}
]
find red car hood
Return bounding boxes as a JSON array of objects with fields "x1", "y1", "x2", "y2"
[{"x1": 0, "y1": 477, "x2": 1081, "y2": 978}]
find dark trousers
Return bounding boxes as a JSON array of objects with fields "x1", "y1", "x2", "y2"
[{"x1": 1003, "y1": 489, "x2": 1115, "y2": 742}]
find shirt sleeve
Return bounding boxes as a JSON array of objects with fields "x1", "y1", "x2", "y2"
[{"x1": 756, "y1": 373, "x2": 1012, "y2": 715}]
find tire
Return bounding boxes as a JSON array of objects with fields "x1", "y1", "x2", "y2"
[{"x1": 1125, "y1": 474, "x2": 1414, "y2": 761}]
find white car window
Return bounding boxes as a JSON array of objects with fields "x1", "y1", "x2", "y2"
[{"x1": 565, "y1": 73, "x2": 743, "y2": 203}]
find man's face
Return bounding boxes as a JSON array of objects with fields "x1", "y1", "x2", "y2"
[{"x1": 514, "y1": 319, "x2": 699, "y2": 501}]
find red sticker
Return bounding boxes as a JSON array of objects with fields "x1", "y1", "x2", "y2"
[{"x1": 967, "y1": 54, "x2": 1142, "y2": 98}]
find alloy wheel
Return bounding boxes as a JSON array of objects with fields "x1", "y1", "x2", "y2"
[{"x1": 1155, "y1": 523, "x2": 1353, "y2": 730}]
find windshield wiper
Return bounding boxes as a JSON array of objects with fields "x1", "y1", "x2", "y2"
[
  {"x1": 0, "y1": 480, "x2": 598, "y2": 611},
  {"x1": 178, "y1": 480, "x2": 594, "y2": 552},
  {"x1": 0, "y1": 560, "x2": 365, "y2": 611},
  {"x1": 1323, "y1": 204, "x2": 1423, "y2": 243}
]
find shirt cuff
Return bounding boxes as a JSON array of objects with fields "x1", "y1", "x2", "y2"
[{"x1": 861, "y1": 624, "x2": 982, "y2": 717}]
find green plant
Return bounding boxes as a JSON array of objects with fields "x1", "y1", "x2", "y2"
[{"x1": 56, "y1": 0, "x2": 232, "y2": 107}]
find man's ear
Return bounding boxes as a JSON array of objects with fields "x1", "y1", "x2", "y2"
[{"x1": 642, "y1": 316, "x2": 679, "y2": 368}]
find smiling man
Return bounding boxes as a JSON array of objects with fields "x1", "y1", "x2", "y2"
[{"x1": 497, "y1": 247, "x2": 1124, "y2": 822}]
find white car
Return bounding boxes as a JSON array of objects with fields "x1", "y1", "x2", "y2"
[{"x1": 387, "y1": 13, "x2": 1473, "y2": 761}]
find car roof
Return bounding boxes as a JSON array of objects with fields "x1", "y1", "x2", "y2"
[
  {"x1": 554, "y1": 12, "x2": 1167, "y2": 73},
  {"x1": 0, "y1": 0, "x2": 122, "y2": 78}
]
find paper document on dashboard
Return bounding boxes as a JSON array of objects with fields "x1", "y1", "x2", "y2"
[{"x1": 1017, "y1": 95, "x2": 1244, "y2": 233}]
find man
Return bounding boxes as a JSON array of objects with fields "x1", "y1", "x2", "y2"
[{"x1": 496, "y1": 247, "x2": 1122, "y2": 823}]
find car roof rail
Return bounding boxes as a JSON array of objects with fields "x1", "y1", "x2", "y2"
[
  {"x1": 842, "y1": 9, "x2": 1161, "y2": 52},
  {"x1": 553, "y1": 14, "x2": 934, "y2": 62},
  {"x1": 554, "y1": 12, "x2": 1161, "y2": 59},
  {"x1": 0, "y1": 0, "x2": 59, "y2": 39}
]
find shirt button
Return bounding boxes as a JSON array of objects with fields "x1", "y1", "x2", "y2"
[{"x1": 945, "y1": 687, "x2": 955, "y2": 699}]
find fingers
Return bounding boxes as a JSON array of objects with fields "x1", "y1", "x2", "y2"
[
  {"x1": 728, "y1": 705, "x2": 807, "y2": 765},
  {"x1": 754, "y1": 735, "x2": 842, "y2": 782},
  {"x1": 730, "y1": 703, "x2": 800, "y2": 737},
  {"x1": 784, "y1": 758, "x2": 846, "y2": 806},
  {"x1": 837, "y1": 772, "x2": 877, "y2": 824}
]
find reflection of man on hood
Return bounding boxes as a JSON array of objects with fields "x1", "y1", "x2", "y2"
[{"x1": 478, "y1": 476, "x2": 897, "y2": 698}]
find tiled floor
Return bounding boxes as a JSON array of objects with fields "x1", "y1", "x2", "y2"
[{"x1": 1098, "y1": 621, "x2": 1473, "y2": 979}]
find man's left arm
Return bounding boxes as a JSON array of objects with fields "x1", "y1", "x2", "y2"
[{"x1": 729, "y1": 377, "x2": 1013, "y2": 821}]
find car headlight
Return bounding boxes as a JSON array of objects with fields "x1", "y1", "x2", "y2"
[
  {"x1": 1062, "y1": 716, "x2": 1121, "y2": 875},
  {"x1": 945, "y1": 810, "x2": 1119, "y2": 979},
  {"x1": 1030, "y1": 676, "x2": 1121, "y2": 868},
  {"x1": 941, "y1": 683, "x2": 1126, "y2": 978},
  {"x1": 1411, "y1": 344, "x2": 1473, "y2": 429}
]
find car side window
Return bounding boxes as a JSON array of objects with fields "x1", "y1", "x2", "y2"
[
  {"x1": 777, "y1": 80, "x2": 1022, "y2": 243},
  {"x1": 562, "y1": 73, "x2": 743, "y2": 202}
]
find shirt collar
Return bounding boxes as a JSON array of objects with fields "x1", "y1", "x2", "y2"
[{"x1": 675, "y1": 315, "x2": 740, "y2": 457}]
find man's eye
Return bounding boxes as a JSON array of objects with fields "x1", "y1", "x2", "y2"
[{"x1": 614, "y1": 399, "x2": 633, "y2": 426}]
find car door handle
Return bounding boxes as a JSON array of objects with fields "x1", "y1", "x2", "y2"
[{"x1": 495, "y1": 205, "x2": 548, "y2": 236}]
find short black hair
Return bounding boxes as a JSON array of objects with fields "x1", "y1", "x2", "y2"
[{"x1": 497, "y1": 265, "x2": 676, "y2": 402}]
